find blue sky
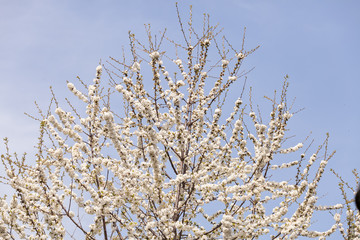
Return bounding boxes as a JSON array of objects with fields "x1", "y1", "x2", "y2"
[{"x1": 1, "y1": 0, "x2": 359, "y2": 236}]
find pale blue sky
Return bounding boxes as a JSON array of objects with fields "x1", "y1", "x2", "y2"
[{"x1": 1, "y1": 0, "x2": 359, "y2": 237}]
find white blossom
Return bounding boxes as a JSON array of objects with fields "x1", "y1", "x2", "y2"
[
  {"x1": 131, "y1": 62, "x2": 141, "y2": 72},
  {"x1": 236, "y1": 52, "x2": 245, "y2": 59},
  {"x1": 221, "y1": 59, "x2": 229, "y2": 66},
  {"x1": 174, "y1": 59, "x2": 182, "y2": 65},
  {"x1": 228, "y1": 76, "x2": 237, "y2": 81},
  {"x1": 149, "y1": 51, "x2": 160, "y2": 60}
]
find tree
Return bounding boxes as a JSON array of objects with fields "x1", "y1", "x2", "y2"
[{"x1": 0, "y1": 6, "x2": 346, "y2": 240}]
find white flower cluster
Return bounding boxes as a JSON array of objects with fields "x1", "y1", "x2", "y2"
[
  {"x1": 131, "y1": 62, "x2": 141, "y2": 72},
  {"x1": 221, "y1": 214, "x2": 234, "y2": 239},
  {"x1": 67, "y1": 82, "x2": 88, "y2": 103},
  {"x1": 94, "y1": 65, "x2": 102, "y2": 83},
  {"x1": 236, "y1": 52, "x2": 245, "y2": 59},
  {"x1": 221, "y1": 59, "x2": 229, "y2": 67},
  {"x1": 149, "y1": 51, "x2": 160, "y2": 66}
]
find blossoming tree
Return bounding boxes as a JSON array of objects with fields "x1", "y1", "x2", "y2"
[{"x1": 0, "y1": 7, "x2": 347, "y2": 240}]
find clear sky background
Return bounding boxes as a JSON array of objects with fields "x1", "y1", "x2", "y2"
[{"x1": 0, "y1": 0, "x2": 359, "y2": 237}]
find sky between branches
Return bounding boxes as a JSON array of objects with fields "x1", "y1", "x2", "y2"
[{"x1": 0, "y1": 0, "x2": 359, "y2": 236}]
